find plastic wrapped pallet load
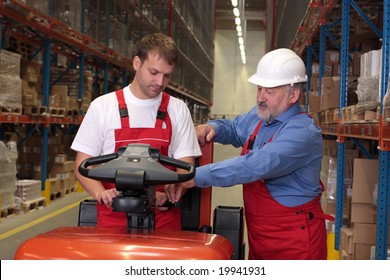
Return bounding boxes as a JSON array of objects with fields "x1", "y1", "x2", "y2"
[
  {"x1": 16, "y1": 179, "x2": 46, "y2": 213},
  {"x1": 0, "y1": 141, "x2": 18, "y2": 217}
]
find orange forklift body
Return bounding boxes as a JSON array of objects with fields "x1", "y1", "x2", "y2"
[
  {"x1": 14, "y1": 227, "x2": 234, "y2": 260},
  {"x1": 14, "y1": 143, "x2": 236, "y2": 260}
]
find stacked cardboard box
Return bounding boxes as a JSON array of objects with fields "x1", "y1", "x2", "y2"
[
  {"x1": 16, "y1": 133, "x2": 65, "y2": 180},
  {"x1": 0, "y1": 50, "x2": 22, "y2": 112},
  {"x1": 50, "y1": 154, "x2": 76, "y2": 195},
  {"x1": 351, "y1": 159, "x2": 379, "y2": 224},
  {"x1": 15, "y1": 180, "x2": 42, "y2": 202},
  {"x1": 321, "y1": 140, "x2": 360, "y2": 224},
  {"x1": 20, "y1": 61, "x2": 42, "y2": 114},
  {"x1": 0, "y1": 141, "x2": 18, "y2": 213},
  {"x1": 339, "y1": 158, "x2": 390, "y2": 260},
  {"x1": 50, "y1": 68, "x2": 93, "y2": 115},
  {"x1": 321, "y1": 76, "x2": 340, "y2": 111}
]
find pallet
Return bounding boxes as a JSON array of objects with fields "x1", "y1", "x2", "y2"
[
  {"x1": 49, "y1": 107, "x2": 65, "y2": 117},
  {"x1": 61, "y1": 185, "x2": 77, "y2": 196},
  {"x1": 23, "y1": 105, "x2": 48, "y2": 116},
  {"x1": 22, "y1": 197, "x2": 46, "y2": 213},
  {"x1": 66, "y1": 109, "x2": 79, "y2": 118},
  {"x1": 321, "y1": 108, "x2": 339, "y2": 124},
  {"x1": 0, "y1": 106, "x2": 22, "y2": 115},
  {"x1": 1, "y1": 205, "x2": 20, "y2": 219},
  {"x1": 342, "y1": 105, "x2": 377, "y2": 123},
  {"x1": 50, "y1": 191, "x2": 64, "y2": 201},
  {"x1": 9, "y1": 36, "x2": 34, "y2": 60}
]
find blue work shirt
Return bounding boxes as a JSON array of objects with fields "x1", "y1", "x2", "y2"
[{"x1": 195, "y1": 103, "x2": 323, "y2": 207}]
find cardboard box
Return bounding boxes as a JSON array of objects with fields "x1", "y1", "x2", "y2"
[
  {"x1": 50, "y1": 164, "x2": 67, "y2": 179},
  {"x1": 308, "y1": 92, "x2": 321, "y2": 112},
  {"x1": 326, "y1": 50, "x2": 339, "y2": 65},
  {"x1": 322, "y1": 77, "x2": 334, "y2": 88},
  {"x1": 352, "y1": 223, "x2": 380, "y2": 244},
  {"x1": 312, "y1": 63, "x2": 320, "y2": 76},
  {"x1": 331, "y1": 64, "x2": 353, "y2": 76},
  {"x1": 345, "y1": 149, "x2": 360, "y2": 182},
  {"x1": 351, "y1": 203, "x2": 376, "y2": 224},
  {"x1": 352, "y1": 182, "x2": 377, "y2": 204},
  {"x1": 310, "y1": 76, "x2": 320, "y2": 91},
  {"x1": 352, "y1": 159, "x2": 379, "y2": 184},
  {"x1": 354, "y1": 243, "x2": 372, "y2": 260},
  {"x1": 324, "y1": 64, "x2": 333, "y2": 77},
  {"x1": 340, "y1": 227, "x2": 354, "y2": 254},
  {"x1": 352, "y1": 52, "x2": 361, "y2": 76},
  {"x1": 64, "y1": 161, "x2": 75, "y2": 173},
  {"x1": 54, "y1": 154, "x2": 67, "y2": 164},
  {"x1": 47, "y1": 177, "x2": 61, "y2": 194},
  {"x1": 0, "y1": 49, "x2": 21, "y2": 76},
  {"x1": 322, "y1": 86, "x2": 340, "y2": 109},
  {"x1": 340, "y1": 250, "x2": 353, "y2": 260}
]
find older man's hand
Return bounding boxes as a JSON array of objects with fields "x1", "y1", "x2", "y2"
[
  {"x1": 196, "y1": 124, "x2": 215, "y2": 146},
  {"x1": 166, "y1": 179, "x2": 196, "y2": 203}
]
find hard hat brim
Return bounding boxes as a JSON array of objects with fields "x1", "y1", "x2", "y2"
[{"x1": 248, "y1": 74, "x2": 307, "y2": 88}]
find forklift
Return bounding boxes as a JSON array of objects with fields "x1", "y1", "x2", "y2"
[{"x1": 14, "y1": 143, "x2": 245, "y2": 260}]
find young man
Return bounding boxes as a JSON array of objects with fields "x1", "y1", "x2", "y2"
[
  {"x1": 72, "y1": 33, "x2": 201, "y2": 230},
  {"x1": 168, "y1": 48, "x2": 333, "y2": 259}
]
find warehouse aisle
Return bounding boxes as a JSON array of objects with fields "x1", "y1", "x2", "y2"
[
  {"x1": 0, "y1": 191, "x2": 90, "y2": 260},
  {"x1": 0, "y1": 143, "x2": 245, "y2": 260}
]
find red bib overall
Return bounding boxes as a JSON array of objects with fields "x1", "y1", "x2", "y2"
[
  {"x1": 97, "y1": 89, "x2": 181, "y2": 230},
  {"x1": 241, "y1": 120, "x2": 332, "y2": 260}
]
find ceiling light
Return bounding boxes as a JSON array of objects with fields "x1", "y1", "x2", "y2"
[
  {"x1": 232, "y1": 1, "x2": 246, "y2": 65},
  {"x1": 233, "y1": 8, "x2": 240, "y2": 17}
]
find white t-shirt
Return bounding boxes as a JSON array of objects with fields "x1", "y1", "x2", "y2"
[{"x1": 71, "y1": 85, "x2": 202, "y2": 159}]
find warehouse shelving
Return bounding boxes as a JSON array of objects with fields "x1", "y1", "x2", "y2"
[
  {"x1": 0, "y1": 1, "x2": 215, "y2": 196},
  {"x1": 292, "y1": 0, "x2": 389, "y2": 259}
]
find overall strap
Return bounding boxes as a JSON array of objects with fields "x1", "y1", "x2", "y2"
[
  {"x1": 115, "y1": 89, "x2": 129, "y2": 129},
  {"x1": 155, "y1": 92, "x2": 170, "y2": 128},
  {"x1": 241, "y1": 120, "x2": 263, "y2": 155}
]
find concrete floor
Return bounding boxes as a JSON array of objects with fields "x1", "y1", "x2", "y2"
[{"x1": 0, "y1": 143, "x2": 246, "y2": 260}]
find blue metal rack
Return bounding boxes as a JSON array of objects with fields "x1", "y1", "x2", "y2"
[
  {"x1": 302, "y1": 0, "x2": 390, "y2": 259},
  {"x1": 0, "y1": 0, "x2": 215, "y2": 203},
  {"x1": 376, "y1": 0, "x2": 390, "y2": 260}
]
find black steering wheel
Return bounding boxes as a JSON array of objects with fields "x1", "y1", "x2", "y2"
[{"x1": 78, "y1": 143, "x2": 196, "y2": 191}]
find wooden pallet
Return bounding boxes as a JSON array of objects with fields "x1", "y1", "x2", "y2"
[
  {"x1": 49, "y1": 107, "x2": 65, "y2": 117},
  {"x1": 1, "y1": 205, "x2": 20, "y2": 219},
  {"x1": 342, "y1": 105, "x2": 378, "y2": 123},
  {"x1": 66, "y1": 109, "x2": 79, "y2": 118},
  {"x1": 22, "y1": 197, "x2": 46, "y2": 213},
  {"x1": 61, "y1": 185, "x2": 77, "y2": 196},
  {"x1": 0, "y1": 106, "x2": 22, "y2": 115},
  {"x1": 23, "y1": 105, "x2": 48, "y2": 116},
  {"x1": 50, "y1": 191, "x2": 64, "y2": 201},
  {"x1": 321, "y1": 108, "x2": 339, "y2": 124}
]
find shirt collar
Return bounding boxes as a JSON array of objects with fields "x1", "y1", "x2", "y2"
[{"x1": 264, "y1": 103, "x2": 303, "y2": 126}]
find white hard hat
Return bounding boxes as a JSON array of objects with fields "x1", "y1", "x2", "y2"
[{"x1": 248, "y1": 48, "x2": 307, "y2": 88}]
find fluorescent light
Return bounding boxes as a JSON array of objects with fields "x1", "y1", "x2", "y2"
[
  {"x1": 233, "y1": 8, "x2": 240, "y2": 17},
  {"x1": 232, "y1": 1, "x2": 246, "y2": 65}
]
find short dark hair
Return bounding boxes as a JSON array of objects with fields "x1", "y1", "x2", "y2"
[{"x1": 135, "y1": 33, "x2": 178, "y2": 65}]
